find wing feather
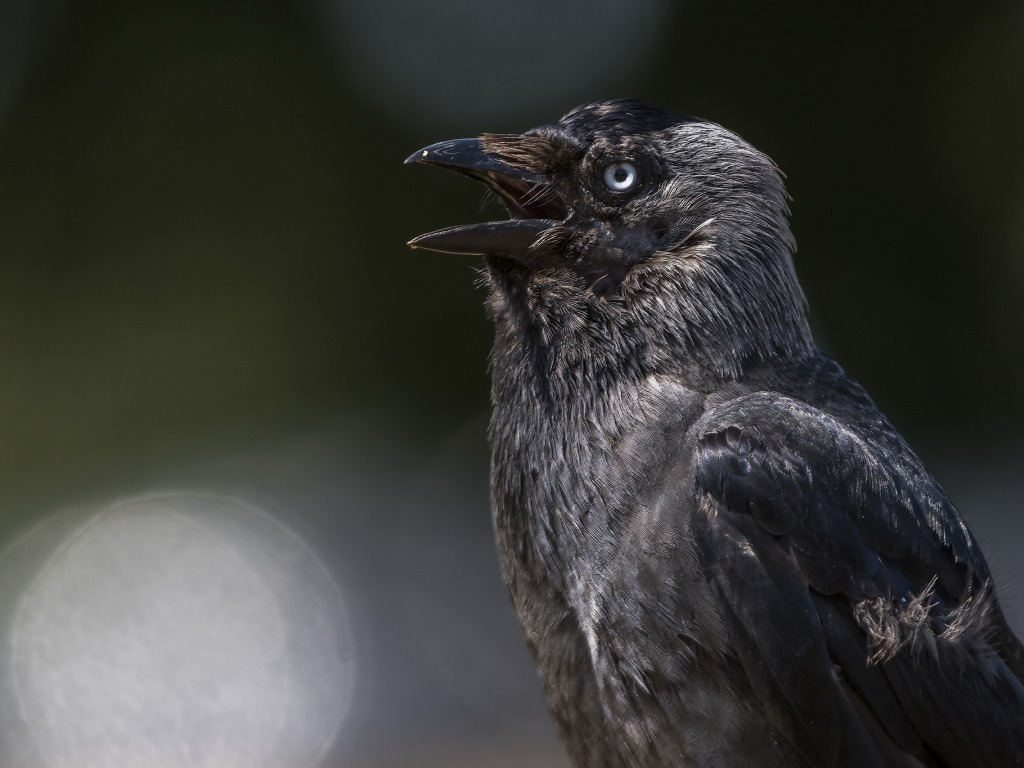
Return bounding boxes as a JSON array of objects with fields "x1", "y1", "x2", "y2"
[{"x1": 692, "y1": 392, "x2": 1024, "y2": 767}]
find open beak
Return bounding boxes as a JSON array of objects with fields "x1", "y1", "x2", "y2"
[{"x1": 405, "y1": 138, "x2": 567, "y2": 256}]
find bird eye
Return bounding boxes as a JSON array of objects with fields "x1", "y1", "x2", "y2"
[{"x1": 603, "y1": 161, "x2": 638, "y2": 192}]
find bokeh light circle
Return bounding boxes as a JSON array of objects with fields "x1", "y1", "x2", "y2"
[
  {"x1": 4, "y1": 493, "x2": 352, "y2": 768},
  {"x1": 305, "y1": 0, "x2": 673, "y2": 126}
]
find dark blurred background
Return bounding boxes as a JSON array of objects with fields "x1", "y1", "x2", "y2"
[{"x1": 0, "y1": 1, "x2": 1021, "y2": 766}]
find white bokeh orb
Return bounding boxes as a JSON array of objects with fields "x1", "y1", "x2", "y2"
[{"x1": 2, "y1": 493, "x2": 352, "y2": 768}]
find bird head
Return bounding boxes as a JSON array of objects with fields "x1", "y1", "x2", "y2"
[{"x1": 407, "y1": 99, "x2": 814, "y2": 384}]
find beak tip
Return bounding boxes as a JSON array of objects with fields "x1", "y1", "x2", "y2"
[
  {"x1": 403, "y1": 138, "x2": 487, "y2": 169},
  {"x1": 404, "y1": 148, "x2": 431, "y2": 165}
]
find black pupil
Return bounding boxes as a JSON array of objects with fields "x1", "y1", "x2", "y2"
[{"x1": 614, "y1": 167, "x2": 629, "y2": 182}]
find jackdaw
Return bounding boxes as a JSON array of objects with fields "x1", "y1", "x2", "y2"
[{"x1": 406, "y1": 99, "x2": 1024, "y2": 768}]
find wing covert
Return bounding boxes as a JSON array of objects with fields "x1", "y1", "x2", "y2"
[{"x1": 691, "y1": 392, "x2": 1024, "y2": 767}]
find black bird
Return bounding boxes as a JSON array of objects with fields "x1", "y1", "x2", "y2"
[{"x1": 406, "y1": 99, "x2": 1024, "y2": 768}]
